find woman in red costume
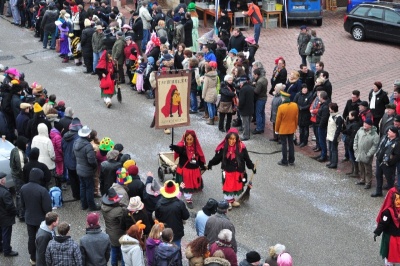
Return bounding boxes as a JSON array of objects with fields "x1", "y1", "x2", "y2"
[
  {"x1": 374, "y1": 187, "x2": 400, "y2": 266},
  {"x1": 96, "y1": 50, "x2": 116, "y2": 108},
  {"x1": 161, "y1": 85, "x2": 182, "y2": 118},
  {"x1": 169, "y1": 130, "x2": 206, "y2": 209},
  {"x1": 207, "y1": 128, "x2": 255, "y2": 209}
]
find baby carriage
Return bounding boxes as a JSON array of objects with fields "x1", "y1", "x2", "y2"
[{"x1": 157, "y1": 151, "x2": 179, "y2": 182}]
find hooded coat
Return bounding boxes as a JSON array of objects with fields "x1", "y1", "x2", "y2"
[
  {"x1": 20, "y1": 169, "x2": 52, "y2": 226},
  {"x1": 22, "y1": 149, "x2": 52, "y2": 185},
  {"x1": 353, "y1": 126, "x2": 380, "y2": 163},
  {"x1": 80, "y1": 227, "x2": 111, "y2": 266},
  {"x1": 62, "y1": 130, "x2": 80, "y2": 170},
  {"x1": 41, "y1": 9, "x2": 58, "y2": 32},
  {"x1": 31, "y1": 123, "x2": 55, "y2": 170},
  {"x1": 50, "y1": 128, "x2": 63, "y2": 175},
  {"x1": 204, "y1": 256, "x2": 231, "y2": 266},
  {"x1": 9, "y1": 136, "x2": 28, "y2": 179},
  {"x1": 146, "y1": 237, "x2": 162, "y2": 266},
  {"x1": 35, "y1": 220, "x2": 56, "y2": 266},
  {"x1": 45, "y1": 235, "x2": 82, "y2": 266},
  {"x1": 227, "y1": 32, "x2": 247, "y2": 52},
  {"x1": 100, "y1": 159, "x2": 121, "y2": 195},
  {"x1": 16, "y1": 110, "x2": 31, "y2": 138},
  {"x1": 119, "y1": 234, "x2": 145, "y2": 266},
  {"x1": 101, "y1": 203, "x2": 125, "y2": 247},
  {"x1": 0, "y1": 184, "x2": 17, "y2": 227},
  {"x1": 73, "y1": 136, "x2": 97, "y2": 178},
  {"x1": 154, "y1": 242, "x2": 183, "y2": 266},
  {"x1": 202, "y1": 70, "x2": 218, "y2": 103},
  {"x1": 204, "y1": 213, "x2": 237, "y2": 253}
]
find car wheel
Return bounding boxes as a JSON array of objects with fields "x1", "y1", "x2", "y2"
[
  {"x1": 316, "y1": 19, "x2": 322, "y2": 26},
  {"x1": 352, "y1": 26, "x2": 365, "y2": 41}
]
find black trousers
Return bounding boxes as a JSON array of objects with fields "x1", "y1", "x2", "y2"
[
  {"x1": 0, "y1": 225, "x2": 13, "y2": 254},
  {"x1": 83, "y1": 53, "x2": 93, "y2": 73},
  {"x1": 27, "y1": 224, "x2": 39, "y2": 261},
  {"x1": 280, "y1": 134, "x2": 295, "y2": 164},
  {"x1": 68, "y1": 168, "x2": 80, "y2": 200},
  {"x1": 219, "y1": 113, "x2": 232, "y2": 132}
]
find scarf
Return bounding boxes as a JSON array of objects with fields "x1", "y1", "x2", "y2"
[
  {"x1": 227, "y1": 145, "x2": 236, "y2": 160},
  {"x1": 370, "y1": 90, "x2": 380, "y2": 109}
]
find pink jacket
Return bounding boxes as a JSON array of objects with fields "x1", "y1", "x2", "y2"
[{"x1": 50, "y1": 128, "x2": 63, "y2": 175}]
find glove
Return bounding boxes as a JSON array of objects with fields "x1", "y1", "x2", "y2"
[
  {"x1": 169, "y1": 144, "x2": 175, "y2": 151},
  {"x1": 207, "y1": 163, "x2": 212, "y2": 170},
  {"x1": 252, "y1": 168, "x2": 256, "y2": 174},
  {"x1": 374, "y1": 234, "x2": 378, "y2": 242}
]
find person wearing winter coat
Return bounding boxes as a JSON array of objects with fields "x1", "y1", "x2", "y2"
[
  {"x1": 125, "y1": 165, "x2": 145, "y2": 199},
  {"x1": 183, "y1": 12, "x2": 193, "y2": 49},
  {"x1": 379, "y1": 104, "x2": 396, "y2": 138},
  {"x1": 139, "y1": 0, "x2": 153, "y2": 51},
  {"x1": 62, "y1": 117, "x2": 82, "y2": 200},
  {"x1": 269, "y1": 83, "x2": 285, "y2": 142},
  {"x1": 120, "y1": 221, "x2": 146, "y2": 266},
  {"x1": 353, "y1": 118, "x2": 380, "y2": 190},
  {"x1": 185, "y1": 236, "x2": 210, "y2": 266},
  {"x1": 298, "y1": 64, "x2": 315, "y2": 92},
  {"x1": 31, "y1": 123, "x2": 55, "y2": 173},
  {"x1": 252, "y1": 68, "x2": 268, "y2": 134},
  {"x1": 195, "y1": 198, "x2": 218, "y2": 237},
  {"x1": 209, "y1": 229, "x2": 237, "y2": 266},
  {"x1": 16, "y1": 103, "x2": 32, "y2": 138},
  {"x1": 172, "y1": 16, "x2": 185, "y2": 48},
  {"x1": 315, "y1": 91, "x2": 330, "y2": 162},
  {"x1": 50, "y1": 125, "x2": 64, "y2": 187},
  {"x1": 297, "y1": 25, "x2": 310, "y2": 66},
  {"x1": 73, "y1": 126, "x2": 99, "y2": 211},
  {"x1": 81, "y1": 19, "x2": 95, "y2": 74},
  {"x1": 202, "y1": 63, "x2": 219, "y2": 125},
  {"x1": 101, "y1": 187, "x2": 126, "y2": 266},
  {"x1": 131, "y1": 13, "x2": 143, "y2": 52},
  {"x1": 112, "y1": 31, "x2": 126, "y2": 84},
  {"x1": 154, "y1": 228, "x2": 183, "y2": 266},
  {"x1": 20, "y1": 168, "x2": 52, "y2": 264},
  {"x1": 326, "y1": 103, "x2": 343, "y2": 169},
  {"x1": 35, "y1": 212, "x2": 59, "y2": 266},
  {"x1": 218, "y1": 75, "x2": 236, "y2": 133},
  {"x1": 188, "y1": 5, "x2": 199, "y2": 52},
  {"x1": 285, "y1": 70, "x2": 302, "y2": 102},
  {"x1": 25, "y1": 103, "x2": 52, "y2": 141},
  {"x1": 142, "y1": 174, "x2": 162, "y2": 223},
  {"x1": 155, "y1": 180, "x2": 190, "y2": 247},
  {"x1": 216, "y1": 10, "x2": 231, "y2": 47},
  {"x1": 45, "y1": 222, "x2": 83, "y2": 266},
  {"x1": 239, "y1": 251, "x2": 263, "y2": 266},
  {"x1": 0, "y1": 172, "x2": 18, "y2": 257},
  {"x1": 80, "y1": 212, "x2": 111, "y2": 266},
  {"x1": 41, "y1": 3, "x2": 58, "y2": 50},
  {"x1": 145, "y1": 221, "x2": 164, "y2": 266},
  {"x1": 369, "y1": 81, "x2": 390, "y2": 131},
  {"x1": 100, "y1": 150, "x2": 122, "y2": 195},
  {"x1": 227, "y1": 28, "x2": 247, "y2": 52},
  {"x1": 304, "y1": 30, "x2": 325, "y2": 73},
  {"x1": 22, "y1": 147, "x2": 52, "y2": 187},
  {"x1": 342, "y1": 111, "x2": 361, "y2": 177},
  {"x1": 238, "y1": 77, "x2": 255, "y2": 141},
  {"x1": 204, "y1": 250, "x2": 231, "y2": 266},
  {"x1": 293, "y1": 85, "x2": 312, "y2": 147},
  {"x1": 120, "y1": 196, "x2": 151, "y2": 235},
  {"x1": 269, "y1": 58, "x2": 287, "y2": 96}
]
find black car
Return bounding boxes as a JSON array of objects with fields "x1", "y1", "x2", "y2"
[{"x1": 343, "y1": 2, "x2": 400, "y2": 44}]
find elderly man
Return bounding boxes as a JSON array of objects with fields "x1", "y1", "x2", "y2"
[
  {"x1": 252, "y1": 68, "x2": 268, "y2": 134},
  {"x1": 275, "y1": 91, "x2": 299, "y2": 166},
  {"x1": 0, "y1": 172, "x2": 18, "y2": 257},
  {"x1": 91, "y1": 25, "x2": 104, "y2": 75},
  {"x1": 112, "y1": 31, "x2": 126, "y2": 84},
  {"x1": 238, "y1": 76, "x2": 255, "y2": 141},
  {"x1": 379, "y1": 104, "x2": 396, "y2": 138}
]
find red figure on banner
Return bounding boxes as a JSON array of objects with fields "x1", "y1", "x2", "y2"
[{"x1": 161, "y1": 85, "x2": 183, "y2": 117}]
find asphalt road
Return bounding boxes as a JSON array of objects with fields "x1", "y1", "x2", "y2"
[{"x1": 0, "y1": 13, "x2": 387, "y2": 266}]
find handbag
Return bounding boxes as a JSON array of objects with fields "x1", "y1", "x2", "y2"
[
  {"x1": 175, "y1": 160, "x2": 189, "y2": 175},
  {"x1": 55, "y1": 39, "x2": 60, "y2": 53}
]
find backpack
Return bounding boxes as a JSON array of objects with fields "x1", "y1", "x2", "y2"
[
  {"x1": 311, "y1": 37, "x2": 324, "y2": 56},
  {"x1": 49, "y1": 186, "x2": 63, "y2": 209}
]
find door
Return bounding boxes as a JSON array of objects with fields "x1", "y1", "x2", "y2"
[
  {"x1": 383, "y1": 9, "x2": 400, "y2": 43},
  {"x1": 364, "y1": 7, "x2": 385, "y2": 38}
]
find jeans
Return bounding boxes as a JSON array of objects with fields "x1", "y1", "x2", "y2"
[
  {"x1": 207, "y1": 102, "x2": 216, "y2": 119},
  {"x1": 79, "y1": 175, "x2": 96, "y2": 209},
  {"x1": 27, "y1": 224, "x2": 39, "y2": 261},
  {"x1": 93, "y1": 51, "x2": 102, "y2": 73},
  {"x1": 280, "y1": 134, "x2": 295, "y2": 164},
  {"x1": 309, "y1": 62, "x2": 316, "y2": 73},
  {"x1": 12, "y1": 176, "x2": 25, "y2": 219},
  {"x1": 172, "y1": 238, "x2": 181, "y2": 248},
  {"x1": 328, "y1": 140, "x2": 338, "y2": 166},
  {"x1": 255, "y1": 99, "x2": 266, "y2": 131},
  {"x1": 254, "y1": 23, "x2": 261, "y2": 44},
  {"x1": 348, "y1": 148, "x2": 355, "y2": 162},
  {"x1": 242, "y1": 115, "x2": 251, "y2": 139},
  {"x1": 43, "y1": 30, "x2": 56, "y2": 49},
  {"x1": 375, "y1": 160, "x2": 395, "y2": 194},
  {"x1": 317, "y1": 127, "x2": 327, "y2": 158},
  {"x1": 219, "y1": 112, "x2": 232, "y2": 132},
  {"x1": 312, "y1": 123, "x2": 320, "y2": 148},
  {"x1": 142, "y1": 29, "x2": 150, "y2": 51},
  {"x1": 111, "y1": 246, "x2": 125, "y2": 266},
  {"x1": 299, "y1": 125, "x2": 309, "y2": 145},
  {"x1": 190, "y1": 91, "x2": 198, "y2": 112},
  {"x1": 0, "y1": 225, "x2": 12, "y2": 254}
]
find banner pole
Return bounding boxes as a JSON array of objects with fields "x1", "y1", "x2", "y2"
[{"x1": 172, "y1": 127, "x2": 174, "y2": 145}]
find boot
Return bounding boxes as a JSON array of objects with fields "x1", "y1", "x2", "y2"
[
  {"x1": 202, "y1": 114, "x2": 209, "y2": 119},
  {"x1": 346, "y1": 162, "x2": 355, "y2": 175},
  {"x1": 62, "y1": 58, "x2": 69, "y2": 63},
  {"x1": 206, "y1": 118, "x2": 214, "y2": 125},
  {"x1": 349, "y1": 162, "x2": 359, "y2": 177}
]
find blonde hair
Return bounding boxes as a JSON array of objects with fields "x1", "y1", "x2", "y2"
[
  {"x1": 59, "y1": 9, "x2": 66, "y2": 18},
  {"x1": 274, "y1": 83, "x2": 286, "y2": 92},
  {"x1": 148, "y1": 221, "x2": 164, "y2": 239},
  {"x1": 316, "y1": 77, "x2": 325, "y2": 85},
  {"x1": 158, "y1": 20, "x2": 165, "y2": 27},
  {"x1": 290, "y1": 70, "x2": 300, "y2": 79}
]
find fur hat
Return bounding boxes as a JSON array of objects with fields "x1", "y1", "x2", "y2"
[
  {"x1": 33, "y1": 102, "x2": 43, "y2": 113},
  {"x1": 127, "y1": 196, "x2": 144, "y2": 212},
  {"x1": 20, "y1": 103, "x2": 31, "y2": 110},
  {"x1": 99, "y1": 137, "x2": 115, "y2": 151}
]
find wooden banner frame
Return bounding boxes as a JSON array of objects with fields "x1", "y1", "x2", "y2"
[{"x1": 155, "y1": 71, "x2": 191, "y2": 129}]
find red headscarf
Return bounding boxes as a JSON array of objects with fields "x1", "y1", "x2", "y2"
[
  {"x1": 96, "y1": 50, "x2": 114, "y2": 73},
  {"x1": 376, "y1": 187, "x2": 400, "y2": 228},
  {"x1": 160, "y1": 85, "x2": 182, "y2": 118},
  {"x1": 174, "y1": 130, "x2": 205, "y2": 164},
  {"x1": 215, "y1": 128, "x2": 245, "y2": 159}
]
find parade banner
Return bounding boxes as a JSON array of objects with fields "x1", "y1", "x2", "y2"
[{"x1": 155, "y1": 72, "x2": 191, "y2": 129}]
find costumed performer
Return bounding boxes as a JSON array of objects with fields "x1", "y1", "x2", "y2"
[
  {"x1": 169, "y1": 130, "x2": 206, "y2": 209},
  {"x1": 96, "y1": 50, "x2": 116, "y2": 108},
  {"x1": 374, "y1": 187, "x2": 400, "y2": 266},
  {"x1": 207, "y1": 128, "x2": 255, "y2": 209}
]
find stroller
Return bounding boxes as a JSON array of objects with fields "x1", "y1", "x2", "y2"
[{"x1": 157, "y1": 151, "x2": 178, "y2": 182}]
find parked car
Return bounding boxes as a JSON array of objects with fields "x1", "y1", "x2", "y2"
[
  {"x1": 285, "y1": 0, "x2": 323, "y2": 26},
  {"x1": 344, "y1": 2, "x2": 400, "y2": 43},
  {"x1": 347, "y1": 0, "x2": 375, "y2": 13},
  {"x1": 0, "y1": 139, "x2": 15, "y2": 188}
]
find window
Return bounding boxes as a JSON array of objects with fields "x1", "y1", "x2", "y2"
[
  {"x1": 367, "y1": 7, "x2": 383, "y2": 20},
  {"x1": 384, "y1": 10, "x2": 400, "y2": 24},
  {"x1": 352, "y1": 6, "x2": 370, "y2": 16}
]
